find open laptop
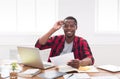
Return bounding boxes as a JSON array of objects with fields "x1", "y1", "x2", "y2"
[{"x1": 17, "y1": 46, "x2": 54, "y2": 69}]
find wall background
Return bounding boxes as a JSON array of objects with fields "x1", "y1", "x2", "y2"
[{"x1": 0, "y1": 0, "x2": 120, "y2": 66}]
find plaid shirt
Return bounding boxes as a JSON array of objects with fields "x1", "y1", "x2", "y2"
[{"x1": 35, "y1": 35, "x2": 94, "y2": 64}]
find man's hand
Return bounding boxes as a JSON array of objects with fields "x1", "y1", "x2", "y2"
[
  {"x1": 67, "y1": 59, "x2": 81, "y2": 68},
  {"x1": 67, "y1": 57, "x2": 93, "y2": 68},
  {"x1": 53, "y1": 20, "x2": 64, "y2": 31}
]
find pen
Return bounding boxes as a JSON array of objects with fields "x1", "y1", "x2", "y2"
[{"x1": 66, "y1": 73, "x2": 74, "y2": 79}]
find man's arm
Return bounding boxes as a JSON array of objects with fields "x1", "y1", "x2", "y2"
[
  {"x1": 79, "y1": 57, "x2": 93, "y2": 66},
  {"x1": 67, "y1": 57, "x2": 92, "y2": 68},
  {"x1": 67, "y1": 38, "x2": 94, "y2": 68},
  {"x1": 38, "y1": 21, "x2": 64, "y2": 45}
]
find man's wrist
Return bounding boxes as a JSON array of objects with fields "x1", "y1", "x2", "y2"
[{"x1": 79, "y1": 60, "x2": 82, "y2": 66}]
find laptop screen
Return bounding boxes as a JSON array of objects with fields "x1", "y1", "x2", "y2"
[{"x1": 17, "y1": 46, "x2": 54, "y2": 69}]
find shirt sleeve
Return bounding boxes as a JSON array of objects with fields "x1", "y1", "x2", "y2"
[
  {"x1": 35, "y1": 37, "x2": 54, "y2": 50},
  {"x1": 81, "y1": 39, "x2": 94, "y2": 64}
]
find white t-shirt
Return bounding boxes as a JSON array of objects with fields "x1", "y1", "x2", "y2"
[{"x1": 60, "y1": 41, "x2": 73, "y2": 55}]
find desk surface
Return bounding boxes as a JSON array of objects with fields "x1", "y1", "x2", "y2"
[{"x1": 4, "y1": 65, "x2": 120, "y2": 79}]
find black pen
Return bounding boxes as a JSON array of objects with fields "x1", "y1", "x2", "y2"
[{"x1": 66, "y1": 73, "x2": 74, "y2": 79}]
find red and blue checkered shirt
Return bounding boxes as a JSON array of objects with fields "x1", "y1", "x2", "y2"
[{"x1": 35, "y1": 35, "x2": 94, "y2": 64}]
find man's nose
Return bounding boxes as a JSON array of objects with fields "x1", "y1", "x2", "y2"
[{"x1": 67, "y1": 25, "x2": 72, "y2": 29}]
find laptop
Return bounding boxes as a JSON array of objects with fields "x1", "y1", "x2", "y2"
[{"x1": 17, "y1": 46, "x2": 54, "y2": 69}]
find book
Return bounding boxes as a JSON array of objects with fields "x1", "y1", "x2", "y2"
[
  {"x1": 18, "y1": 69, "x2": 40, "y2": 77},
  {"x1": 58, "y1": 65, "x2": 99, "y2": 73},
  {"x1": 38, "y1": 70, "x2": 66, "y2": 79}
]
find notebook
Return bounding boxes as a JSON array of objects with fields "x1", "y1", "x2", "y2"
[
  {"x1": 18, "y1": 69, "x2": 40, "y2": 77},
  {"x1": 97, "y1": 65, "x2": 120, "y2": 72},
  {"x1": 17, "y1": 46, "x2": 54, "y2": 69},
  {"x1": 91, "y1": 76, "x2": 119, "y2": 79},
  {"x1": 38, "y1": 70, "x2": 66, "y2": 79}
]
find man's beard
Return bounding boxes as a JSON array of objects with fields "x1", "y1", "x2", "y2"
[{"x1": 65, "y1": 33, "x2": 75, "y2": 39}]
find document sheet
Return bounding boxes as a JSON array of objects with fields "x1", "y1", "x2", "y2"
[
  {"x1": 64, "y1": 73, "x2": 90, "y2": 79},
  {"x1": 50, "y1": 53, "x2": 74, "y2": 66}
]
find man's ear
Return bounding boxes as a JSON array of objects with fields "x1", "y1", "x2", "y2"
[{"x1": 75, "y1": 26, "x2": 77, "y2": 30}]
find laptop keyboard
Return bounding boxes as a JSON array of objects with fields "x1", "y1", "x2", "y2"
[
  {"x1": 43, "y1": 62, "x2": 54, "y2": 68},
  {"x1": 43, "y1": 64, "x2": 51, "y2": 67}
]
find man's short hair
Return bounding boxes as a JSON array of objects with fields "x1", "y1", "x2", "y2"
[{"x1": 64, "y1": 16, "x2": 77, "y2": 26}]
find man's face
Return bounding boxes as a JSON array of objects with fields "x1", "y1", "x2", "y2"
[{"x1": 63, "y1": 19, "x2": 77, "y2": 38}]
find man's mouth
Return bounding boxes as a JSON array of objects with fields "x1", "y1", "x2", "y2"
[{"x1": 67, "y1": 31, "x2": 72, "y2": 34}]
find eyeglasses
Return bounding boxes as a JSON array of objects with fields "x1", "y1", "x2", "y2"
[{"x1": 63, "y1": 24, "x2": 76, "y2": 29}]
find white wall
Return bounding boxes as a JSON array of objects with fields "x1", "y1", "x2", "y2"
[
  {"x1": 58, "y1": 0, "x2": 120, "y2": 65},
  {"x1": 91, "y1": 45, "x2": 120, "y2": 65},
  {"x1": 0, "y1": 0, "x2": 120, "y2": 65},
  {"x1": 58, "y1": 0, "x2": 120, "y2": 45}
]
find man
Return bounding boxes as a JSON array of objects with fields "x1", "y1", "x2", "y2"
[{"x1": 35, "y1": 16, "x2": 94, "y2": 68}]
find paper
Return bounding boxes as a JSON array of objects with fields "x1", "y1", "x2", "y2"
[
  {"x1": 50, "y1": 53, "x2": 74, "y2": 66},
  {"x1": 64, "y1": 73, "x2": 90, "y2": 79},
  {"x1": 0, "y1": 65, "x2": 10, "y2": 78}
]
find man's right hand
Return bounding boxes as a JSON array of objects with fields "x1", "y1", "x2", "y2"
[{"x1": 52, "y1": 20, "x2": 64, "y2": 31}]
